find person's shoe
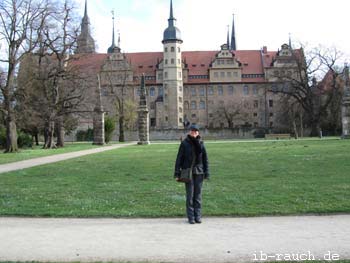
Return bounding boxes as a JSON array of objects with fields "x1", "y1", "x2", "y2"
[
  {"x1": 188, "y1": 219, "x2": 195, "y2": 224},
  {"x1": 195, "y1": 218, "x2": 202, "y2": 224}
]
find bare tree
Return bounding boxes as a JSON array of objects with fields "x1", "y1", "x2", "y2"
[
  {"x1": 213, "y1": 100, "x2": 251, "y2": 128},
  {"x1": 102, "y1": 54, "x2": 136, "y2": 142},
  {"x1": 0, "y1": 0, "x2": 50, "y2": 152},
  {"x1": 270, "y1": 45, "x2": 344, "y2": 136},
  {"x1": 15, "y1": 0, "x2": 84, "y2": 149}
]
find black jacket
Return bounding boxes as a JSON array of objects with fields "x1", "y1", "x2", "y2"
[{"x1": 174, "y1": 135, "x2": 210, "y2": 179}]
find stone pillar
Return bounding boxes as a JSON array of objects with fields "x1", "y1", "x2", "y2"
[
  {"x1": 93, "y1": 74, "x2": 105, "y2": 145},
  {"x1": 137, "y1": 74, "x2": 150, "y2": 145},
  {"x1": 342, "y1": 65, "x2": 350, "y2": 139}
]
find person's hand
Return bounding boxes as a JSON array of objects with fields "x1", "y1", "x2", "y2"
[{"x1": 175, "y1": 177, "x2": 180, "y2": 181}]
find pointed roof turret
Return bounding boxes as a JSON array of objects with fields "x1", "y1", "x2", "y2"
[
  {"x1": 162, "y1": 0, "x2": 182, "y2": 43},
  {"x1": 231, "y1": 14, "x2": 237, "y2": 51},
  {"x1": 76, "y1": 0, "x2": 95, "y2": 54}
]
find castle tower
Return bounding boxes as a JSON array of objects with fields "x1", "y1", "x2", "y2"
[
  {"x1": 76, "y1": 0, "x2": 95, "y2": 54},
  {"x1": 162, "y1": 0, "x2": 184, "y2": 129}
]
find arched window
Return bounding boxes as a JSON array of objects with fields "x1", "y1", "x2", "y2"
[{"x1": 184, "y1": 101, "x2": 189, "y2": 110}]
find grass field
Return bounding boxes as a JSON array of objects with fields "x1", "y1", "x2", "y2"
[
  {"x1": 0, "y1": 142, "x2": 115, "y2": 165},
  {"x1": 0, "y1": 139, "x2": 349, "y2": 217}
]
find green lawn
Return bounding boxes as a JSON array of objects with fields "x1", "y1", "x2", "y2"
[
  {"x1": 0, "y1": 139, "x2": 349, "y2": 217},
  {"x1": 0, "y1": 142, "x2": 116, "y2": 165}
]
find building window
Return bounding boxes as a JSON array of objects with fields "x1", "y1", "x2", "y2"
[
  {"x1": 254, "y1": 122, "x2": 258, "y2": 127},
  {"x1": 253, "y1": 86, "x2": 258, "y2": 95},
  {"x1": 179, "y1": 71, "x2": 182, "y2": 78},
  {"x1": 208, "y1": 86, "x2": 214, "y2": 95},
  {"x1": 165, "y1": 59, "x2": 168, "y2": 65},
  {"x1": 179, "y1": 97, "x2": 182, "y2": 103},
  {"x1": 199, "y1": 86, "x2": 205, "y2": 96},
  {"x1": 270, "y1": 122, "x2": 273, "y2": 127},
  {"x1": 165, "y1": 116, "x2": 168, "y2": 121},
  {"x1": 184, "y1": 101, "x2": 189, "y2": 110},
  {"x1": 227, "y1": 72, "x2": 232, "y2": 78},
  {"x1": 214, "y1": 72, "x2": 218, "y2": 78},
  {"x1": 151, "y1": 118, "x2": 156, "y2": 127},
  {"x1": 253, "y1": 112, "x2": 258, "y2": 117},
  {"x1": 269, "y1": 100, "x2": 273, "y2": 107},
  {"x1": 191, "y1": 114, "x2": 196, "y2": 118},
  {"x1": 136, "y1": 88, "x2": 140, "y2": 96},
  {"x1": 199, "y1": 101, "x2": 205, "y2": 110},
  {"x1": 191, "y1": 87, "x2": 196, "y2": 96},
  {"x1": 254, "y1": 100, "x2": 258, "y2": 108},
  {"x1": 150, "y1": 87, "x2": 155, "y2": 96},
  {"x1": 179, "y1": 107, "x2": 183, "y2": 113},
  {"x1": 270, "y1": 112, "x2": 274, "y2": 117},
  {"x1": 184, "y1": 87, "x2": 189, "y2": 95},
  {"x1": 150, "y1": 102, "x2": 155, "y2": 110},
  {"x1": 165, "y1": 47, "x2": 168, "y2": 52},
  {"x1": 164, "y1": 72, "x2": 168, "y2": 79},
  {"x1": 179, "y1": 86, "x2": 183, "y2": 92},
  {"x1": 191, "y1": 101, "x2": 197, "y2": 110},
  {"x1": 178, "y1": 59, "x2": 181, "y2": 65},
  {"x1": 228, "y1": 86, "x2": 234, "y2": 95},
  {"x1": 220, "y1": 72, "x2": 225, "y2": 78},
  {"x1": 179, "y1": 117, "x2": 183, "y2": 123},
  {"x1": 243, "y1": 85, "x2": 249, "y2": 95},
  {"x1": 171, "y1": 46, "x2": 175, "y2": 52},
  {"x1": 158, "y1": 87, "x2": 163, "y2": 96},
  {"x1": 171, "y1": 58, "x2": 174, "y2": 64},
  {"x1": 218, "y1": 86, "x2": 224, "y2": 96},
  {"x1": 178, "y1": 47, "x2": 180, "y2": 52}
]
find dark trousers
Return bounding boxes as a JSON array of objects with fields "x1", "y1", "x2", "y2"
[{"x1": 185, "y1": 174, "x2": 204, "y2": 220}]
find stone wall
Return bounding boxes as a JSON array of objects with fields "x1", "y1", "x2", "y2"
[{"x1": 66, "y1": 127, "x2": 260, "y2": 142}]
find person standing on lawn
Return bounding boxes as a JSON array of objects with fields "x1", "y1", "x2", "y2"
[{"x1": 174, "y1": 124, "x2": 210, "y2": 224}]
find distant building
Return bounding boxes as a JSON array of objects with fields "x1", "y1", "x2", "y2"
[{"x1": 65, "y1": 0, "x2": 303, "y2": 136}]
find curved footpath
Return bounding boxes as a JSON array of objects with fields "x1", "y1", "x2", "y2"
[
  {"x1": 0, "y1": 143, "x2": 135, "y2": 174},
  {"x1": 0, "y1": 215, "x2": 349, "y2": 262}
]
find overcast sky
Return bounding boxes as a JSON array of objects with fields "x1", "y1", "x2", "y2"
[{"x1": 76, "y1": 0, "x2": 349, "y2": 62}]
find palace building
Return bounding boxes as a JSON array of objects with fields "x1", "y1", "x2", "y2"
[{"x1": 74, "y1": 0, "x2": 301, "y2": 136}]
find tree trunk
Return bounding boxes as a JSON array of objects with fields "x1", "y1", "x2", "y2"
[
  {"x1": 5, "y1": 117, "x2": 18, "y2": 153},
  {"x1": 34, "y1": 133, "x2": 39, "y2": 146},
  {"x1": 56, "y1": 118, "x2": 65, "y2": 147},
  {"x1": 119, "y1": 116, "x2": 125, "y2": 142},
  {"x1": 300, "y1": 112, "x2": 304, "y2": 138},
  {"x1": 43, "y1": 121, "x2": 56, "y2": 149},
  {"x1": 292, "y1": 118, "x2": 298, "y2": 139}
]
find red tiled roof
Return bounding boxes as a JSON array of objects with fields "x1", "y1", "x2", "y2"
[
  {"x1": 70, "y1": 53, "x2": 107, "y2": 75},
  {"x1": 71, "y1": 49, "x2": 293, "y2": 84}
]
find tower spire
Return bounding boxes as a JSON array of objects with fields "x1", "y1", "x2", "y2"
[
  {"x1": 289, "y1": 33, "x2": 292, "y2": 48},
  {"x1": 168, "y1": 0, "x2": 176, "y2": 27},
  {"x1": 107, "y1": 10, "x2": 120, "y2": 53},
  {"x1": 112, "y1": 10, "x2": 115, "y2": 46},
  {"x1": 84, "y1": 0, "x2": 87, "y2": 18},
  {"x1": 226, "y1": 25, "x2": 230, "y2": 49},
  {"x1": 170, "y1": 0, "x2": 174, "y2": 19},
  {"x1": 231, "y1": 13, "x2": 237, "y2": 51}
]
